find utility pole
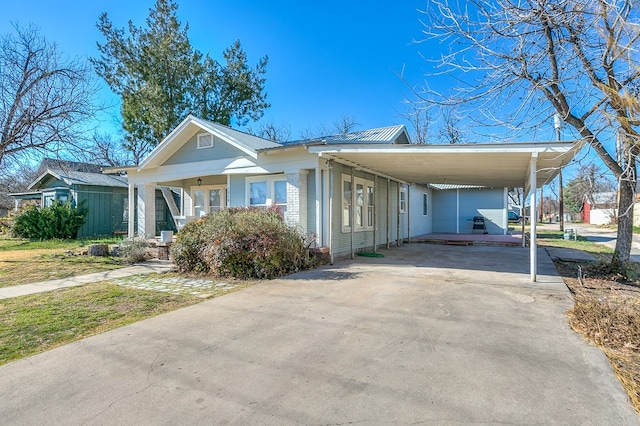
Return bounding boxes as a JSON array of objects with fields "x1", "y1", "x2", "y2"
[{"x1": 555, "y1": 114, "x2": 564, "y2": 232}]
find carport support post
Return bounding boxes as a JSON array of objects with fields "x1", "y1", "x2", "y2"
[
  {"x1": 386, "y1": 178, "x2": 390, "y2": 250},
  {"x1": 351, "y1": 166, "x2": 355, "y2": 259},
  {"x1": 397, "y1": 181, "x2": 401, "y2": 247},
  {"x1": 407, "y1": 185, "x2": 411, "y2": 243},
  {"x1": 128, "y1": 182, "x2": 135, "y2": 238},
  {"x1": 530, "y1": 154, "x2": 538, "y2": 282}
]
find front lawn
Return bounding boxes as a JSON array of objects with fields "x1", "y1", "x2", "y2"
[
  {"x1": 0, "y1": 237, "x2": 127, "y2": 287},
  {"x1": 0, "y1": 282, "x2": 203, "y2": 365}
]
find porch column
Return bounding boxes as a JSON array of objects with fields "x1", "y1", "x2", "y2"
[
  {"x1": 529, "y1": 153, "x2": 538, "y2": 282},
  {"x1": 137, "y1": 182, "x2": 156, "y2": 238},
  {"x1": 128, "y1": 183, "x2": 135, "y2": 238},
  {"x1": 285, "y1": 170, "x2": 308, "y2": 231}
]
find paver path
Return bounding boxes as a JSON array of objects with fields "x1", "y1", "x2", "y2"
[{"x1": 0, "y1": 259, "x2": 175, "y2": 299}]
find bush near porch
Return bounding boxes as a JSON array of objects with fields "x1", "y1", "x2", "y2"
[{"x1": 171, "y1": 207, "x2": 314, "y2": 279}]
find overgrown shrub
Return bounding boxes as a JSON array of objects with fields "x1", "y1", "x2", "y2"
[
  {"x1": 116, "y1": 235, "x2": 151, "y2": 263},
  {"x1": 171, "y1": 207, "x2": 314, "y2": 279},
  {"x1": 0, "y1": 217, "x2": 12, "y2": 235},
  {"x1": 12, "y1": 201, "x2": 88, "y2": 240}
]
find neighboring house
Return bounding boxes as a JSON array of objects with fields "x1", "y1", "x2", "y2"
[
  {"x1": 10, "y1": 159, "x2": 175, "y2": 238},
  {"x1": 110, "y1": 115, "x2": 579, "y2": 261},
  {"x1": 582, "y1": 192, "x2": 617, "y2": 225}
]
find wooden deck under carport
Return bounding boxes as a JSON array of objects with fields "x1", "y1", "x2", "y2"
[{"x1": 412, "y1": 232, "x2": 524, "y2": 247}]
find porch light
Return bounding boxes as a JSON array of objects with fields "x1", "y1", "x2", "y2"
[{"x1": 197, "y1": 178, "x2": 202, "y2": 186}]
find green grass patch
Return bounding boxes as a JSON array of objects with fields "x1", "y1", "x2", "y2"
[
  {"x1": 0, "y1": 282, "x2": 203, "y2": 365},
  {"x1": 0, "y1": 236, "x2": 123, "y2": 251},
  {"x1": 537, "y1": 231, "x2": 613, "y2": 256}
]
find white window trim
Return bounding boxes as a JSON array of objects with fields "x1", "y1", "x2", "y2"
[
  {"x1": 399, "y1": 188, "x2": 407, "y2": 214},
  {"x1": 342, "y1": 174, "x2": 375, "y2": 233},
  {"x1": 191, "y1": 185, "x2": 226, "y2": 217},
  {"x1": 245, "y1": 175, "x2": 287, "y2": 208},
  {"x1": 197, "y1": 133, "x2": 214, "y2": 149}
]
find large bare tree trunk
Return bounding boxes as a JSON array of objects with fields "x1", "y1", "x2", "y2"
[{"x1": 613, "y1": 157, "x2": 636, "y2": 269}]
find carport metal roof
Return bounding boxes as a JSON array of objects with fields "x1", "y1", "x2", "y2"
[{"x1": 308, "y1": 141, "x2": 582, "y2": 192}]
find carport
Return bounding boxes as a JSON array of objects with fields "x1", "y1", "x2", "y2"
[{"x1": 309, "y1": 141, "x2": 582, "y2": 282}]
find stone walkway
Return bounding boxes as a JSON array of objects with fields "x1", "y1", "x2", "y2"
[
  {"x1": 0, "y1": 260, "x2": 176, "y2": 299},
  {"x1": 112, "y1": 275, "x2": 238, "y2": 298}
]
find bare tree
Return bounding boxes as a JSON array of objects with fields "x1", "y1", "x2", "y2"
[
  {"x1": 421, "y1": 0, "x2": 640, "y2": 268},
  {"x1": 0, "y1": 24, "x2": 98, "y2": 169},
  {"x1": 248, "y1": 120, "x2": 291, "y2": 142},
  {"x1": 77, "y1": 132, "x2": 132, "y2": 167},
  {"x1": 439, "y1": 107, "x2": 463, "y2": 144},
  {"x1": 333, "y1": 113, "x2": 359, "y2": 135},
  {"x1": 401, "y1": 101, "x2": 431, "y2": 144}
]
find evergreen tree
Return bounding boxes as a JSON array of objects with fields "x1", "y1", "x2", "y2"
[{"x1": 92, "y1": 0, "x2": 269, "y2": 163}]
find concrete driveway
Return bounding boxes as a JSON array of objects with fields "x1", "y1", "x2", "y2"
[{"x1": 1, "y1": 244, "x2": 637, "y2": 425}]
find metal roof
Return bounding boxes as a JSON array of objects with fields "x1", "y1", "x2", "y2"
[{"x1": 283, "y1": 124, "x2": 409, "y2": 147}]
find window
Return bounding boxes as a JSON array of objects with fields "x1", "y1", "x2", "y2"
[
  {"x1": 192, "y1": 186, "x2": 226, "y2": 217},
  {"x1": 246, "y1": 176, "x2": 288, "y2": 218},
  {"x1": 367, "y1": 186, "x2": 375, "y2": 227},
  {"x1": 399, "y1": 188, "x2": 407, "y2": 213},
  {"x1": 343, "y1": 180, "x2": 352, "y2": 227},
  {"x1": 123, "y1": 195, "x2": 129, "y2": 222},
  {"x1": 249, "y1": 182, "x2": 267, "y2": 206},
  {"x1": 423, "y1": 193, "x2": 428, "y2": 216},
  {"x1": 274, "y1": 180, "x2": 287, "y2": 216},
  {"x1": 155, "y1": 198, "x2": 166, "y2": 222},
  {"x1": 342, "y1": 174, "x2": 374, "y2": 232},
  {"x1": 197, "y1": 133, "x2": 214, "y2": 149}
]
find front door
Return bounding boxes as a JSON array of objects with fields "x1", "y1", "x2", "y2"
[{"x1": 193, "y1": 186, "x2": 226, "y2": 217}]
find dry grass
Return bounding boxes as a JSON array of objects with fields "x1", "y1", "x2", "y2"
[
  {"x1": 554, "y1": 259, "x2": 640, "y2": 413},
  {"x1": 0, "y1": 237, "x2": 126, "y2": 287}
]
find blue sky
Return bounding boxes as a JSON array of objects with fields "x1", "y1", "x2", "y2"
[{"x1": 1, "y1": 0, "x2": 435, "y2": 139}]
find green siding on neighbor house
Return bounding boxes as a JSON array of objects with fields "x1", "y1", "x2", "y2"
[
  {"x1": 75, "y1": 185, "x2": 127, "y2": 237},
  {"x1": 164, "y1": 132, "x2": 247, "y2": 166}
]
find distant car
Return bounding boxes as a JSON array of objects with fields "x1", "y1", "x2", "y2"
[{"x1": 508, "y1": 211, "x2": 528, "y2": 224}]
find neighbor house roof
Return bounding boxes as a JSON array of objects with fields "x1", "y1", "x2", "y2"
[
  {"x1": 29, "y1": 161, "x2": 128, "y2": 190},
  {"x1": 584, "y1": 191, "x2": 617, "y2": 207}
]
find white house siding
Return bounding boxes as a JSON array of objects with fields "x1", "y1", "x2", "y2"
[
  {"x1": 432, "y1": 187, "x2": 506, "y2": 234},
  {"x1": 458, "y1": 188, "x2": 505, "y2": 234},
  {"x1": 590, "y1": 208, "x2": 615, "y2": 225},
  {"x1": 409, "y1": 184, "x2": 432, "y2": 236},
  {"x1": 306, "y1": 170, "x2": 316, "y2": 236},
  {"x1": 432, "y1": 190, "x2": 458, "y2": 233}
]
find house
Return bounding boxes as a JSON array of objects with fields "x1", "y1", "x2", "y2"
[
  {"x1": 583, "y1": 192, "x2": 617, "y2": 225},
  {"x1": 10, "y1": 159, "x2": 175, "y2": 238},
  {"x1": 109, "y1": 115, "x2": 580, "y2": 276}
]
